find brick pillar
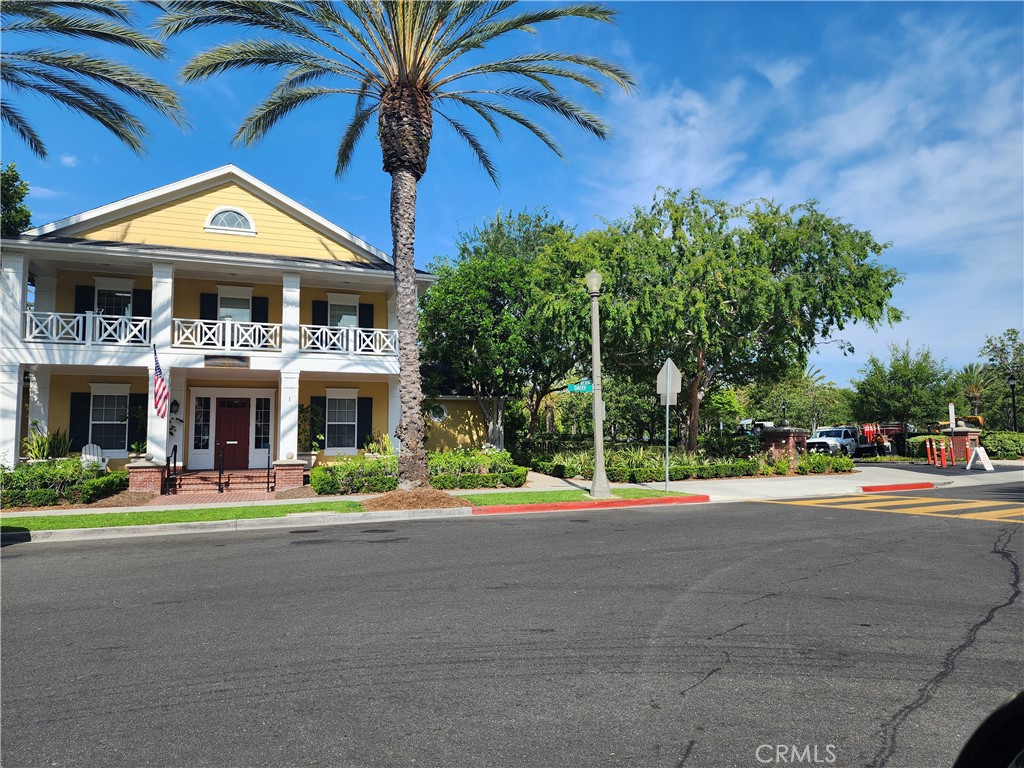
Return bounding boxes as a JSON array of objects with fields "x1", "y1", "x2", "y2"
[
  {"x1": 274, "y1": 460, "x2": 306, "y2": 491},
  {"x1": 128, "y1": 461, "x2": 166, "y2": 494}
]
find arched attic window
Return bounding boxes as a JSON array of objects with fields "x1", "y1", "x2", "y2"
[{"x1": 205, "y1": 207, "x2": 256, "y2": 236}]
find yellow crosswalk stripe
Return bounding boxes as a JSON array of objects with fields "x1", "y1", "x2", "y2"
[{"x1": 772, "y1": 495, "x2": 1023, "y2": 524}]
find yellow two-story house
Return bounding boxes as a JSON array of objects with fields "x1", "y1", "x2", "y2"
[{"x1": 0, "y1": 165, "x2": 433, "y2": 483}]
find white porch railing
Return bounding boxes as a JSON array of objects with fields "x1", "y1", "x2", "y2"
[
  {"x1": 173, "y1": 318, "x2": 282, "y2": 351},
  {"x1": 300, "y1": 326, "x2": 399, "y2": 355},
  {"x1": 24, "y1": 311, "x2": 151, "y2": 345}
]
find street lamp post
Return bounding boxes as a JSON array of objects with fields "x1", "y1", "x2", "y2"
[
  {"x1": 586, "y1": 269, "x2": 611, "y2": 499},
  {"x1": 1010, "y1": 374, "x2": 1018, "y2": 432}
]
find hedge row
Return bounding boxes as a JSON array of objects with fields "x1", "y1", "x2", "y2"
[
  {"x1": 310, "y1": 456, "x2": 528, "y2": 495},
  {"x1": 980, "y1": 431, "x2": 1024, "y2": 459},
  {"x1": 0, "y1": 462, "x2": 127, "y2": 508},
  {"x1": 536, "y1": 453, "x2": 853, "y2": 482}
]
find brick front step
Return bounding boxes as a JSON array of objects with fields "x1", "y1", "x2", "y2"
[{"x1": 171, "y1": 470, "x2": 276, "y2": 494}]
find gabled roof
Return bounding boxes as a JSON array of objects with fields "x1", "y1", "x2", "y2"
[{"x1": 24, "y1": 164, "x2": 393, "y2": 266}]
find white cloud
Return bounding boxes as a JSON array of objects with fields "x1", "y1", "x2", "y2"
[
  {"x1": 28, "y1": 186, "x2": 65, "y2": 200},
  {"x1": 752, "y1": 56, "x2": 809, "y2": 89},
  {"x1": 58, "y1": 154, "x2": 78, "y2": 168}
]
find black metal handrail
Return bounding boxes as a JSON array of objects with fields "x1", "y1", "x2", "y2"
[
  {"x1": 266, "y1": 451, "x2": 273, "y2": 493},
  {"x1": 217, "y1": 443, "x2": 225, "y2": 493},
  {"x1": 164, "y1": 444, "x2": 178, "y2": 494}
]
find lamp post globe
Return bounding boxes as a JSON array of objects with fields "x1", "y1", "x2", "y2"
[{"x1": 587, "y1": 269, "x2": 611, "y2": 499}]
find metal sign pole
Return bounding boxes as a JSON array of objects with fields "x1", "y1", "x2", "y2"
[{"x1": 665, "y1": 399, "x2": 670, "y2": 491}]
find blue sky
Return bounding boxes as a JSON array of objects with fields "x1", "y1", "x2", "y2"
[{"x1": 4, "y1": 2, "x2": 1022, "y2": 388}]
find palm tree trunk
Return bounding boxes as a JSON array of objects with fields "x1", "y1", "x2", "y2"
[{"x1": 390, "y1": 168, "x2": 429, "y2": 488}]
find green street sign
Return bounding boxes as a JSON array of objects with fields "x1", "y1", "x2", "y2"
[{"x1": 568, "y1": 379, "x2": 593, "y2": 393}]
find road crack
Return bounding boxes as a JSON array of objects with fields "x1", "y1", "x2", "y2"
[{"x1": 867, "y1": 526, "x2": 1020, "y2": 768}]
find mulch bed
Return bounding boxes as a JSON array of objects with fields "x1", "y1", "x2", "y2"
[{"x1": 361, "y1": 488, "x2": 465, "y2": 511}]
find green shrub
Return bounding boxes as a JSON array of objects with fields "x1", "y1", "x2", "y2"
[
  {"x1": 980, "y1": 431, "x2": 1024, "y2": 459},
  {"x1": 309, "y1": 466, "x2": 340, "y2": 495},
  {"x1": 499, "y1": 467, "x2": 528, "y2": 487},
  {"x1": 606, "y1": 466, "x2": 631, "y2": 483},
  {"x1": 429, "y1": 475, "x2": 459, "y2": 490},
  {"x1": 0, "y1": 458, "x2": 100, "y2": 505},
  {"x1": 698, "y1": 433, "x2": 761, "y2": 459},
  {"x1": 631, "y1": 466, "x2": 663, "y2": 483},
  {"x1": 773, "y1": 456, "x2": 794, "y2": 476},
  {"x1": 361, "y1": 476, "x2": 398, "y2": 493},
  {"x1": 78, "y1": 472, "x2": 129, "y2": 504},
  {"x1": 797, "y1": 453, "x2": 854, "y2": 475}
]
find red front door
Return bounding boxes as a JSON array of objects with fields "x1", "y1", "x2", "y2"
[{"x1": 216, "y1": 398, "x2": 250, "y2": 469}]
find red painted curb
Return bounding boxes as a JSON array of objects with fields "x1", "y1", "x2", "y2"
[
  {"x1": 861, "y1": 482, "x2": 935, "y2": 492},
  {"x1": 471, "y1": 495, "x2": 711, "y2": 516}
]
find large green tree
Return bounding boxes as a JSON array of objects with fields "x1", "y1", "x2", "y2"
[
  {"x1": 851, "y1": 342, "x2": 953, "y2": 427},
  {"x1": 564, "y1": 189, "x2": 904, "y2": 449},
  {"x1": 160, "y1": 0, "x2": 634, "y2": 487},
  {"x1": 419, "y1": 211, "x2": 583, "y2": 449},
  {"x1": 1, "y1": 163, "x2": 32, "y2": 237},
  {"x1": 1, "y1": 0, "x2": 185, "y2": 158},
  {"x1": 741, "y1": 365, "x2": 854, "y2": 431},
  {"x1": 979, "y1": 329, "x2": 1024, "y2": 430}
]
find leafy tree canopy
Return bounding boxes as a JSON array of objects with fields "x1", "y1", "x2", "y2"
[
  {"x1": 562, "y1": 188, "x2": 904, "y2": 448},
  {"x1": 419, "y1": 210, "x2": 583, "y2": 447},
  {"x1": 980, "y1": 329, "x2": 1023, "y2": 381},
  {"x1": 851, "y1": 342, "x2": 953, "y2": 427},
  {"x1": 1, "y1": 163, "x2": 32, "y2": 237}
]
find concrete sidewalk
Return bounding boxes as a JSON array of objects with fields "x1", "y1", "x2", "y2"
[
  {"x1": 2, "y1": 461, "x2": 1020, "y2": 544},
  {"x1": 3, "y1": 460, "x2": 1021, "y2": 517}
]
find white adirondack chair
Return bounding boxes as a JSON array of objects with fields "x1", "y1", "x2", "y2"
[{"x1": 81, "y1": 444, "x2": 109, "y2": 471}]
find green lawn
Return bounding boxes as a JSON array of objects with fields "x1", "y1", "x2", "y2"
[
  {"x1": 0, "y1": 489, "x2": 692, "y2": 533},
  {"x1": 461, "y1": 488, "x2": 692, "y2": 506},
  {"x1": 0, "y1": 501, "x2": 363, "y2": 532}
]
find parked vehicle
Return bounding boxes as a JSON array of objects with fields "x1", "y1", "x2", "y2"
[{"x1": 806, "y1": 427, "x2": 860, "y2": 457}]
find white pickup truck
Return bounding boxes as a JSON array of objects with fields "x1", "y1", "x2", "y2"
[{"x1": 806, "y1": 427, "x2": 860, "y2": 457}]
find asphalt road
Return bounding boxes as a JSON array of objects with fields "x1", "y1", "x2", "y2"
[{"x1": 2, "y1": 483, "x2": 1021, "y2": 768}]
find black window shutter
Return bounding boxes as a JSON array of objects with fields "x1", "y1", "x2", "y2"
[
  {"x1": 309, "y1": 396, "x2": 327, "y2": 451},
  {"x1": 74, "y1": 285, "x2": 95, "y2": 314},
  {"x1": 69, "y1": 392, "x2": 91, "y2": 450},
  {"x1": 357, "y1": 397, "x2": 373, "y2": 449},
  {"x1": 311, "y1": 300, "x2": 328, "y2": 327},
  {"x1": 358, "y1": 303, "x2": 374, "y2": 329},
  {"x1": 127, "y1": 393, "x2": 148, "y2": 448},
  {"x1": 132, "y1": 289, "x2": 152, "y2": 318},
  {"x1": 252, "y1": 296, "x2": 269, "y2": 324},
  {"x1": 199, "y1": 293, "x2": 218, "y2": 320}
]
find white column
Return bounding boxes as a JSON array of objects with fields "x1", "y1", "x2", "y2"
[
  {"x1": 1, "y1": 254, "x2": 27, "y2": 349},
  {"x1": 34, "y1": 275, "x2": 57, "y2": 313},
  {"x1": 0, "y1": 364, "x2": 24, "y2": 466},
  {"x1": 168, "y1": 380, "x2": 186, "y2": 467},
  {"x1": 282, "y1": 272, "x2": 301, "y2": 354},
  {"x1": 27, "y1": 370, "x2": 51, "y2": 433},
  {"x1": 279, "y1": 371, "x2": 300, "y2": 460},
  {"x1": 151, "y1": 263, "x2": 174, "y2": 349},
  {"x1": 387, "y1": 294, "x2": 397, "y2": 332},
  {"x1": 387, "y1": 376, "x2": 402, "y2": 453},
  {"x1": 147, "y1": 367, "x2": 168, "y2": 463}
]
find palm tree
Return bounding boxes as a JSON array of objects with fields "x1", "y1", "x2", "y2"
[
  {"x1": 959, "y1": 363, "x2": 991, "y2": 416},
  {"x1": 1, "y1": 1, "x2": 186, "y2": 159},
  {"x1": 158, "y1": 0, "x2": 635, "y2": 487}
]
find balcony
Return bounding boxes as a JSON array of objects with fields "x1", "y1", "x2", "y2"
[
  {"x1": 173, "y1": 318, "x2": 282, "y2": 352},
  {"x1": 300, "y1": 325, "x2": 398, "y2": 355},
  {"x1": 24, "y1": 311, "x2": 151, "y2": 345},
  {"x1": 22, "y1": 312, "x2": 399, "y2": 357}
]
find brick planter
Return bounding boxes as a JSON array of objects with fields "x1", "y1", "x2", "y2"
[
  {"x1": 127, "y1": 461, "x2": 166, "y2": 494},
  {"x1": 274, "y1": 460, "x2": 306, "y2": 491}
]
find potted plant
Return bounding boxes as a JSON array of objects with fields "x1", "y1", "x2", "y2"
[
  {"x1": 129, "y1": 440, "x2": 148, "y2": 461},
  {"x1": 297, "y1": 403, "x2": 325, "y2": 468}
]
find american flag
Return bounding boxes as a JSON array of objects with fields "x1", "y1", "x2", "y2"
[{"x1": 152, "y1": 346, "x2": 169, "y2": 419}]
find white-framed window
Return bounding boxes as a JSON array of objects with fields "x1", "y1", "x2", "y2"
[
  {"x1": 327, "y1": 293, "x2": 359, "y2": 328},
  {"x1": 426, "y1": 403, "x2": 449, "y2": 423},
  {"x1": 205, "y1": 207, "x2": 256, "y2": 236},
  {"x1": 218, "y1": 285, "x2": 253, "y2": 323},
  {"x1": 89, "y1": 383, "x2": 130, "y2": 453},
  {"x1": 325, "y1": 387, "x2": 358, "y2": 454},
  {"x1": 94, "y1": 277, "x2": 134, "y2": 316},
  {"x1": 193, "y1": 396, "x2": 211, "y2": 450}
]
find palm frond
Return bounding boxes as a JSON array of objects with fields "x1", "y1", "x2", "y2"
[
  {"x1": 2, "y1": 11, "x2": 168, "y2": 57},
  {"x1": 436, "y1": 111, "x2": 498, "y2": 184},
  {"x1": 0, "y1": 101, "x2": 47, "y2": 158},
  {"x1": 179, "y1": 39, "x2": 368, "y2": 83},
  {"x1": 335, "y1": 101, "x2": 378, "y2": 176},
  {"x1": 438, "y1": 94, "x2": 565, "y2": 159},
  {"x1": 235, "y1": 84, "x2": 361, "y2": 146}
]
